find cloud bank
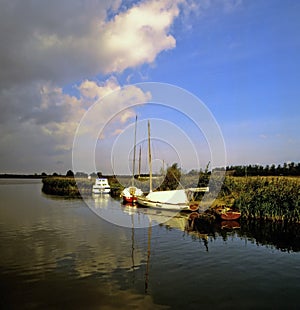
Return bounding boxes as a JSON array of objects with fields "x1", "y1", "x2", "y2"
[{"x1": 0, "y1": 0, "x2": 188, "y2": 173}]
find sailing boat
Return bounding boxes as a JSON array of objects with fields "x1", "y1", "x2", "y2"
[
  {"x1": 121, "y1": 116, "x2": 143, "y2": 204},
  {"x1": 137, "y1": 121, "x2": 209, "y2": 211}
]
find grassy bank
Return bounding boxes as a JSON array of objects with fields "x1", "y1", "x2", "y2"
[
  {"x1": 216, "y1": 176, "x2": 300, "y2": 223},
  {"x1": 41, "y1": 176, "x2": 124, "y2": 197},
  {"x1": 42, "y1": 175, "x2": 300, "y2": 223},
  {"x1": 42, "y1": 177, "x2": 94, "y2": 197}
]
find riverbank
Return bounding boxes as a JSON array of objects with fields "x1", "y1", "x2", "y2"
[
  {"x1": 41, "y1": 176, "x2": 123, "y2": 197},
  {"x1": 215, "y1": 176, "x2": 300, "y2": 223},
  {"x1": 41, "y1": 175, "x2": 300, "y2": 223}
]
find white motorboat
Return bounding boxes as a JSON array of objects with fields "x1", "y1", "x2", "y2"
[{"x1": 92, "y1": 178, "x2": 111, "y2": 194}]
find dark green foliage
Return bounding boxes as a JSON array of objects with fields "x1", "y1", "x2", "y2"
[
  {"x1": 42, "y1": 177, "x2": 93, "y2": 197},
  {"x1": 66, "y1": 170, "x2": 74, "y2": 177},
  {"x1": 42, "y1": 176, "x2": 123, "y2": 197},
  {"x1": 158, "y1": 163, "x2": 181, "y2": 190},
  {"x1": 226, "y1": 162, "x2": 300, "y2": 176}
]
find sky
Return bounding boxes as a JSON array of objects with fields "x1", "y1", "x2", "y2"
[{"x1": 0, "y1": 0, "x2": 299, "y2": 175}]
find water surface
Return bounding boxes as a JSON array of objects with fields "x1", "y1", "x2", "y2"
[{"x1": 0, "y1": 179, "x2": 299, "y2": 309}]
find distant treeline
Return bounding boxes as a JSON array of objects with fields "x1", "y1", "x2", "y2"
[
  {"x1": 2, "y1": 162, "x2": 300, "y2": 179},
  {"x1": 0, "y1": 173, "x2": 43, "y2": 179},
  {"x1": 225, "y1": 162, "x2": 300, "y2": 177}
]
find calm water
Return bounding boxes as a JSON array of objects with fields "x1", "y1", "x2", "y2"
[{"x1": 0, "y1": 180, "x2": 299, "y2": 309}]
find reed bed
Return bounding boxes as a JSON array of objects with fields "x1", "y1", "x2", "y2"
[
  {"x1": 224, "y1": 176, "x2": 300, "y2": 223},
  {"x1": 42, "y1": 175, "x2": 300, "y2": 223},
  {"x1": 42, "y1": 177, "x2": 93, "y2": 197}
]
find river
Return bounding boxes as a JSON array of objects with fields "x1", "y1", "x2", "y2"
[{"x1": 0, "y1": 179, "x2": 299, "y2": 309}]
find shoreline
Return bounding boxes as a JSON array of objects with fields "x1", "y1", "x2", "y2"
[{"x1": 41, "y1": 175, "x2": 300, "y2": 223}]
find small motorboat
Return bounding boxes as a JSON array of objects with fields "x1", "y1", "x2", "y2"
[{"x1": 92, "y1": 178, "x2": 111, "y2": 194}]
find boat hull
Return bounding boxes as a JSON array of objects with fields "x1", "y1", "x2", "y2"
[
  {"x1": 121, "y1": 186, "x2": 143, "y2": 204},
  {"x1": 122, "y1": 195, "x2": 138, "y2": 204},
  {"x1": 136, "y1": 189, "x2": 200, "y2": 211},
  {"x1": 137, "y1": 197, "x2": 194, "y2": 211},
  {"x1": 92, "y1": 187, "x2": 111, "y2": 194}
]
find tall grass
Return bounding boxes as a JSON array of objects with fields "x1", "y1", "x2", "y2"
[
  {"x1": 42, "y1": 175, "x2": 300, "y2": 223},
  {"x1": 42, "y1": 177, "x2": 93, "y2": 197},
  {"x1": 224, "y1": 177, "x2": 300, "y2": 223}
]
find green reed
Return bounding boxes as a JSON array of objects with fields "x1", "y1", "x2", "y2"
[
  {"x1": 42, "y1": 177, "x2": 93, "y2": 197},
  {"x1": 226, "y1": 177, "x2": 300, "y2": 222}
]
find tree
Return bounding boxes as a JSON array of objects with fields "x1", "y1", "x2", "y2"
[
  {"x1": 159, "y1": 163, "x2": 181, "y2": 190},
  {"x1": 66, "y1": 170, "x2": 74, "y2": 177},
  {"x1": 270, "y1": 164, "x2": 276, "y2": 176},
  {"x1": 197, "y1": 162, "x2": 210, "y2": 187}
]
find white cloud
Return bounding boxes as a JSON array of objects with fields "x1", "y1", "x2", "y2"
[
  {"x1": 78, "y1": 77, "x2": 120, "y2": 100},
  {"x1": 100, "y1": 0, "x2": 183, "y2": 73},
  {"x1": 0, "y1": 77, "x2": 151, "y2": 173},
  {"x1": 0, "y1": 0, "x2": 186, "y2": 88},
  {"x1": 119, "y1": 110, "x2": 136, "y2": 123},
  {"x1": 0, "y1": 0, "x2": 192, "y2": 173}
]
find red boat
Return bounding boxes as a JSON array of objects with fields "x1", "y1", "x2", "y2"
[
  {"x1": 122, "y1": 195, "x2": 138, "y2": 204},
  {"x1": 220, "y1": 211, "x2": 241, "y2": 221},
  {"x1": 121, "y1": 186, "x2": 143, "y2": 204}
]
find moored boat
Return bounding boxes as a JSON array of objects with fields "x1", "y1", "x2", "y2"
[
  {"x1": 214, "y1": 206, "x2": 241, "y2": 220},
  {"x1": 122, "y1": 186, "x2": 143, "y2": 204},
  {"x1": 137, "y1": 188, "x2": 209, "y2": 211},
  {"x1": 92, "y1": 178, "x2": 111, "y2": 194},
  {"x1": 136, "y1": 120, "x2": 208, "y2": 211},
  {"x1": 121, "y1": 116, "x2": 143, "y2": 204},
  {"x1": 137, "y1": 189, "x2": 192, "y2": 211}
]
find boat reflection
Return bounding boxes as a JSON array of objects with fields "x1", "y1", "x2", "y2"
[
  {"x1": 221, "y1": 221, "x2": 241, "y2": 230},
  {"x1": 92, "y1": 193, "x2": 109, "y2": 204},
  {"x1": 122, "y1": 204, "x2": 212, "y2": 242},
  {"x1": 94, "y1": 198, "x2": 300, "y2": 253}
]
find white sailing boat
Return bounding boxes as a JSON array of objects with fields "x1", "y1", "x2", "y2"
[
  {"x1": 121, "y1": 116, "x2": 143, "y2": 204},
  {"x1": 137, "y1": 121, "x2": 209, "y2": 211}
]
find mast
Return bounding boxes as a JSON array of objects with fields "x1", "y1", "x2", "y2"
[
  {"x1": 138, "y1": 145, "x2": 141, "y2": 179},
  {"x1": 132, "y1": 116, "x2": 137, "y2": 186},
  {"x1": 148, "y1": 120, "x2": 152, "y2": 192}
]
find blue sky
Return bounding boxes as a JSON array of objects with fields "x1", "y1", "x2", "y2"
[{"x1": 0, "y1": 0, "x2": 299, "y2": 174}]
